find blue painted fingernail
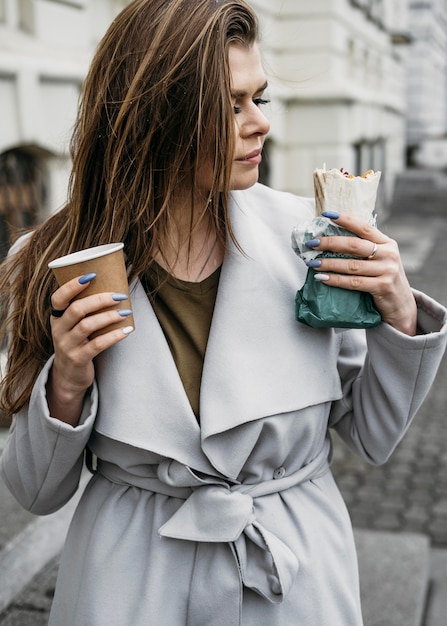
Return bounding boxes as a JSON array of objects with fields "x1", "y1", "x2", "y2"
[
  {"x1": 306, "y1": 259, "x2": 321, "y2": 268},
  {"x1": 314, "y1": 273, "x2": 330, "y2": 281},
  {"x1": 322, "y1": 211, "x2": 340, "y2": 219},
  {"x1": 112, "y1": 293, "x2": 128, "y2": 301},
  {"x1": 305, "y1": 239, "x2": 320, "y2": 248},
  {"x1": 79, "y1": 272, "x2": 96, "y2": 284},
  {"x1": 117, "y1": 309, "x2": 132, "y2": 317}
]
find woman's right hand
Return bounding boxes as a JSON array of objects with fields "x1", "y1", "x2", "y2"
[{"x1": 47, "y1": 273, "x2": 133, "y2": 426}]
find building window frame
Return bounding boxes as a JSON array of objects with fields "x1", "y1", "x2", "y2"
[
  {"x1": 44, "y1": 0, "x2": 85, "y2": 7},
  {"x1": 350, "y1": 0, "x2": 385, "y2": 30}
]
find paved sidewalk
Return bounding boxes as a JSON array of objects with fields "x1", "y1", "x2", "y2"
[{"x1": 0, "y1": 169, "x2": 446, "y2": 625}]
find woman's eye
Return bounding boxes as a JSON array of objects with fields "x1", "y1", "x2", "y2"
[
  {"x1": 233, "y1": 98, "x2": 270, "y2": 115},
  {"x1": 253, "y1": 97, "x2": 270, "y2": 107}
]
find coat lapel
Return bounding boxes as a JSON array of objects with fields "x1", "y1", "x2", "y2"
[
  {"x1": 199, "y1": 187, "x2": 343, "y2": 478},
  {"x1": 93, "y1": 278, "x2": 217, "y2": 474}
]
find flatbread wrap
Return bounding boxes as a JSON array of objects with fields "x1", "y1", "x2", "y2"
[{"x1": 313, "y1": 167, "x2": 381, "y2": 222}]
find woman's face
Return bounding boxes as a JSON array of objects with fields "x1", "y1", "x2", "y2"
[
  {"x1": 195, "y1": 43, "x2": 270, "y2": 195},
  {"x1": 228, "y1": 43, "x2": 271, "y2": 190}
]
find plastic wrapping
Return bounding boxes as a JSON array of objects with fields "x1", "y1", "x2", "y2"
[{"x1": 291, "y1": 166, "x2": 383, "y2": 329}]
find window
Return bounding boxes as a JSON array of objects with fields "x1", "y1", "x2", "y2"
[
  {"x1": 0, "y1": 148, "x2": 46, "y2": 261},
  {"x1": 258, "y1": 139, "x2": 271, "y2": 187},
  {"x1": 45, "y1": 0, "x2": 85, "y2": 7},
  {"x1": 18, "y1": 0, "x2": 35, "y2": 34},
  {"x1": 354, "y1": 138, "x2": 386, "y2": 210}
]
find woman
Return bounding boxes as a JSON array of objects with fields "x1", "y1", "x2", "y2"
[{"x1": 1, "y1": 1, "x2": 446, "y2": 624}]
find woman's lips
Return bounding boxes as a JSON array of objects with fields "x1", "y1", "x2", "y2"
[{"x1": 236, "y1": 149, "x2": 262, "y2": 165}]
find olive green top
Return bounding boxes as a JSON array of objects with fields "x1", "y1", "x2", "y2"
[{"x1": 142, "y1": 264, "x2": 221, "y2": 419}]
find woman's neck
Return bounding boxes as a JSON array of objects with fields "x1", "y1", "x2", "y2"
[{"x1": 152, "y1": 197, "x2": 224, "y2": 282}]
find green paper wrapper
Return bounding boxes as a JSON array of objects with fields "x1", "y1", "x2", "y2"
[{"x1": 291, "y1": 167, "x2": 382, "y2": 329}]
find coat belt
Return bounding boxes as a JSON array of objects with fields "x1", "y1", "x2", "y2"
[{"x1": 97, "y1": 444, "x2": 330, "y2": 625}]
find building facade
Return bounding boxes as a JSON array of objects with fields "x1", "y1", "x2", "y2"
[
  {"x1": 251, "y1": 0, "x2": 412, "y2": 205},
  {"x1": 406, "y1": 0, "x2": 447, "y2": 168},
  {"x1": 0, "y1": 0, "x2": 127, "y2": 258}
]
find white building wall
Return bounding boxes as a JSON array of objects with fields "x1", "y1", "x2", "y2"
[{"x1": 250, "y1": 0, "x2": 409, "y2": 205}]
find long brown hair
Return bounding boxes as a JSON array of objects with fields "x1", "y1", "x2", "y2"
[{"x1": 0, "y1": 0, "x2": 259, "y2": 419}]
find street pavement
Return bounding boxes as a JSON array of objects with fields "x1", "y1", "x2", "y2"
[{"x1": 0, "y1": 168, "x2": 446, "y2": 625}]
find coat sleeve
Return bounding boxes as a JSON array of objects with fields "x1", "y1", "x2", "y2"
[
  {"x1": 329, "y1": 289, "x2": 447, "y2": 464},
  {"x1": 0, "y1": 356, "x2": 98, "y2": 515}
]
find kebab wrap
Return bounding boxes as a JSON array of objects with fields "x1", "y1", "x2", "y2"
[
  {"x1": 291, "y1": 167, "x2": 382, "y2": 329},
  {"x1": 314, "y1": 167, "x2": 381, "y2": 222}
]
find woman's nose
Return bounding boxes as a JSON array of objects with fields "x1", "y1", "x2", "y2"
[{"x1": 241, "y1": 105, "x2": 270, "y2": 137}]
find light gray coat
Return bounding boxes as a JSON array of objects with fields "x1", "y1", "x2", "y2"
[{"x1": 2, "y1": 183, "x2": 447, "y2": 625}]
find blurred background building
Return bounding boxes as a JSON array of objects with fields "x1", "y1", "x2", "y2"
[
  {"x1": 0, "y1": 0, "x2": 446, "y2": 261},
  {"x1": 252, "y1": 0, "x2": 412, "y2": 208},
  {"x1": 405, "y1": 0, "x2": 447, "y2": 169},
  {"x1": 0, "y1": 0, "x2": 128, "y2": 259}
]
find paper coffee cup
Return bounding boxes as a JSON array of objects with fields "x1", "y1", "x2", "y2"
[{"x1": 48, "y1": 243, "x2": 134, "y2": 337}]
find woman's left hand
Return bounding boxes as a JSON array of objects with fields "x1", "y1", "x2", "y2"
[{"x1": 306, "y1": 212, "x2": 418, "y2": 336}]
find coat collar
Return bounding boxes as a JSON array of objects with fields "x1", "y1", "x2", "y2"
[
  {"x1": 199, "y1": 188, "x2": 343, "y2": 477},
  {"x1": 94, "y1": 185, "x2": 343, "y2": 477}
]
